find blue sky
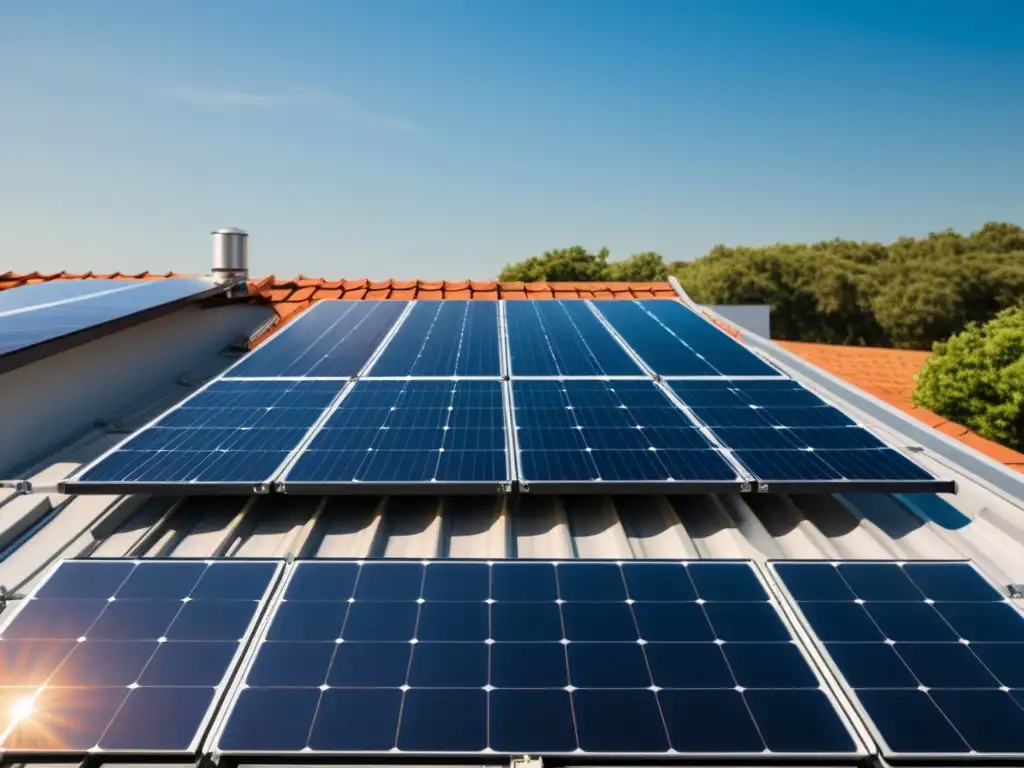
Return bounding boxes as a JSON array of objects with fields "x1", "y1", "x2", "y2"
[{"x1": 2, "y1": 0, "x2": 1022, "y2": 279}]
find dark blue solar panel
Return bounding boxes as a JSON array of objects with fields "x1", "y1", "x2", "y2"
[
  {"x1": 368, "y1": 301, "x2": 500, "y2": 376},
  {"x1": 0, "y1": 559, "x2": 279, "y2": 756},
  {"x1": 215, "y1": 559, "x2": 859, "y2": 757},
  {"x1": 0, "y1": 279, "x2": 221, "y2": 357},
  {"x1": 505, "y1": 300, "x2": 641, "y2": 376},
  {"x1": 71, "y1": 380, "x2": 343, "y2": 487},
  {"x1": 773, "y1": 560, "x2": 1024, "y2": 758},
  {"x1": 669, "y1": 380, "x2": 938, "y2": 487},
  {"x1": 593, "y1": 300, "x2": 778, "y2": 376},
  {"x1": 226, "y1": 301, "x2": 407, "y2": 378},
  {"x1": 513, "y1": 379, "x2": 739, "y2": 486},
  {"x1": 282, "y1": 380, "x2": 508, "y2": 486}
]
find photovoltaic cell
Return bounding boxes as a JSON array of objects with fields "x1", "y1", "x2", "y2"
[
  {"x1": 772, "y1": 560, "x2": 1024, "y2": 758},
  {"x1": 669, "y1": 379, "x2": 939, "y2": 487},
  {"x1": 281, "y1": 380, "x2": 509, "y2": 487},
  {"x1": 225, "y1": 301, "x2": 407, "y2": 378},
  {"x1": 368, "y1": 301, "x2": 500, "y2": 376},
  {"x1": 0, "y1": 279, "x2": 222, "y2": 358},
  {"x1": 505, "y1": 300, "x2": 642, "y2": 376},
  {"x1": 214, "y1": 559, "x2": 860, "y2": 758},
  {"x1": 69, "y1": 380, "x2": 344, "y2": 488},
  {"x1": 593, "y1": 300, "x2": 778, "y2": 376},
  {"x1": 0, "y1": 559, "x2": 279, "y2": 756},
  {"x1": 513, "y1": 379, "x2": 740, "y2": 487}
]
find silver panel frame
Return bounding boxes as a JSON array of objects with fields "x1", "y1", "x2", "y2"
[
  {"x1": 766, "y1": 558, "x2": 1024, "y2": 764},
  {"x1": 207, "y1": 557, "x2": 870, "y2": 763},
  {"x1": 0, "y1": 556, "x2": 285, "y2": 761}
]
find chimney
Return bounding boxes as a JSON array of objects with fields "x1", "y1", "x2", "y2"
[{"x1": 211, "y1": 227, "x2": 249, "y2": 284}]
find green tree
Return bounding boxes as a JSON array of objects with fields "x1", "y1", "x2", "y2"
[
  {"x1": 499, "y1": 246, "x2": 610, "y2": 282},
  {"x1": 912, "y1": 305, "x2": 1024, "y2": 450},
  {"x1": 606, "y1": 251, "x2": 668, "y2": 281}
]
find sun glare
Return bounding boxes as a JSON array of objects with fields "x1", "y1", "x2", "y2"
[{"x1": 8, "y1": 697, "x2": 34, "y2": 723}]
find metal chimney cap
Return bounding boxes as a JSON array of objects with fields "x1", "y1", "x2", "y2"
[{"x1": 212, "y1": 227, "x2": 248, "y2": 236}]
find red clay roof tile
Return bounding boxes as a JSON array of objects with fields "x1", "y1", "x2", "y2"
[
  {"x1": 391, "y1": 289, "x2": 417, "y2": 300},
  {"x1": 446, "y1": 289, "x2": 472, "y2": 299},
  {"x1": 418, "y1": 290, "x2": 444, "y2": 300},
  {"x1": 342, "y1": 278, "x2": 369, "y2": 290},
  {"x1": 419, "y1": 280, "x2": 445, "y2": 291},
  {"x1": 365, "y1": 288, "x2": 391, "y2": 300},
  {"x1": 474, "y1": 290, "x2": 499, "y2": 300},
  {"x1": 444, "y1": 279, "x2": 470, "y2": 291},
  {"x1": 392, "y1": 280, "x2": 417, "y2": 291},
  {"x1": 313, "y1": 288, "x2": 343, "y2": 301},
  {"x1": 342, "y1": 288, "x2": 367, "y2": 300},
  {"x1": 368, "y1": 279, "x2": 393, "y2": 290},
  {"x1": 289, "y1": 286, "x2": 317, "y2": 302}
]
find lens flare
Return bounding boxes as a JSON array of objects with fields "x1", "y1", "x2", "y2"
[{"x1": 8, "y1": 696, "x2": 34, "y2": 723}]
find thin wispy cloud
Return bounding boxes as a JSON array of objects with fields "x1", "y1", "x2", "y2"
[{"x1": 166, "y1": 86, "x2": 417, "y2": 133}]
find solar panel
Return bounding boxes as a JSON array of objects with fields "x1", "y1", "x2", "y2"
[
  {"x1": 212, "y1": 559, "x2": 864, "y2": 759},
  {"x1": 367, "y1": 301, "x2": 501, "y2": 376},
  {"x1": 505, "y1": 300, "x2": 642, "y2": 376},
  {"x1": 64, "y1": 380, "x2": 344, "y2": 493},
  {"x1": 771, "y1": 560, "x2": 1024, "y2": 759},
  {"x1": 0, "y1": 278, "x2": 223, "y2": 365},
  {"x1": 278, "y1": 380, "x2": 511, "y2": 491},
  {"x1": 0, "y1": 558, "x2": 280, "y2": 757},
  {"x1": 224, "y1": 301, "x2": 407, "y2": 378},
  {"x1": 593, "y1": 299, "x2": 779, "y2": 377},
  {"x1": 512, "y1": 379, "x2": 744, "y2": 492},
  {"x1": 669, "y1": 379, "x2": 953, "y2": 493}
]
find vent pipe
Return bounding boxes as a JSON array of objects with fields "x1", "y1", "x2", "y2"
[{"x1": 211, "y1": 227, "x2": 249, "y2": 284}]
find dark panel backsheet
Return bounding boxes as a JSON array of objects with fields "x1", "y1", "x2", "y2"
[
  {"x1": 226, "y1": 301, "x2": 407, "y2": 378},
  {"x1": 281, "y1": 380, "x2": 508, "y2": 487},
  {"x1": 593, "y1": 300, "x2": 776, "y2": 376},
  {"x1": 670, "y1": 379, "x2": 940, "y2": 488},
  {"x1": 0, "y1": 559, "x2": 279, "y2": 756},
  {"x1": 368, "y1": 301, "x2": 500, "y2": 376},
  {"x1": 513, "y1": 379, "x2": 740, "y2": 488},
  {"x1": 70, "y1": 380, "x2": 343, "y2": 488},
  {"x1": 0, "y1": 279, "x2": 221, "y2": 358},
  {"x1": 505, "y1": 300, "x2": 642, "y2": 376},
  {"x1": 773, "y1": 560, "x2": 1024, "y2": 759},
  {"x1": 214, "y1": 559, "x2": 860, "y2": 758}
]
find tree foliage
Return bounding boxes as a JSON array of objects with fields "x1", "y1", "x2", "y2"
[
  {"x1": 497, "y1": 223, "x2": 1024, "y2": 350},
  {"x1": 912, "y1": 305, "x2": 1024, "y2": 450}
]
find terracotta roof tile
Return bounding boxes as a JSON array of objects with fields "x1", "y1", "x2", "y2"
[
  {"x1": 294, "y1": 276, "x2": 323, "y2": 288},
  {"x1": 502, "y1": 290, "x2": 529, "y2": 300},
  {"x1": 444, "y1": 279, "x2": 470, "y2": 291},
  {"x1": 313, "y1": 288, "x2": 343, "y2": 301},
  {"x1": 471, "y1": 280, "x2": 497, "y2": 292},
  {"x1": 319, "y1": 279, "x2": 343, "y2": 290},
  {"x1": 524, "y1": 282, "x2": 550, "y2": 293},
  {"x1": 263, "y1": 288, "x2": 294, "y2": 303},
  {"x1": 418, "y1": 290, "x2": 444, "y2": 300},
  {"x1": 289, "y1": 286, "x2": 317, "y2": 302},
  {"x1": 554, "y1": 291, "x2": 578, "y2": 299},
  {"x1": 446, "y1": 289, "x2": 472, "y2": 299},
  {"x1": 419, "y1": 280, "x2": 445, "y2": 291},
  {"x1": 365, "y1": 288, "x2": 391, "y2": 300},
  {"x1": 474, "y1": 290, "x2": 499, "y2": 300},
  {"x1": 500, "y1": 281, "x2": 526, "y2": 292},
  {"x1": 392, "y1": 280, "x2": 417, "y2": 291},
  {"x1": 343, "y1": 288, "x2": 368, "y2": 300},
  {"x1": 391, "y1": 289, "x2": 417, "y2": 300},
  {"x1": 342, "y1": 278, "x2": 369, "y2": 290}
]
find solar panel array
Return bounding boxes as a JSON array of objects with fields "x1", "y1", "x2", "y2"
[
  {"x1": 0, "y1": 278, "x2": 222, "y2": 362},
  {"x1": 12, "y1": 555, "x2": 1022, "y2": 763},
  {"x1": 213, "y1": 560, "x2": 862, "y2": 758},
  {"x1": 62, "y1": 298, "x2": 952, "y2": 496},
  {"x1": 0, "y1": 559, "x2": 280, "y2": 757},
  {"x1": 772, "y1": 561, "x2": 1024, "y2": 760}
]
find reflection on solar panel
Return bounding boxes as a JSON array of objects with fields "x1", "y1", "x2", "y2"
[
  {"x1": 505, "y1": 300, "x2": 642, "y2": 376},
  {"x1": 225, "y1": 301, "x2": 407, "y2": 378},
  {"x1": 670, "y1": 380, "x2": 949, "y2": 492},
  {"x1": 0, "y1": 278, "x2": 222, "y2": 363},
  {"x1": 368, "y1": 301, "x2": 500, "y2": 376},
  {"x1": 513, "y1": 379, "x2": 742, "y2": 491},
  {"x1": 771, "y1": 561, "x2": 1024, "y2": 759},
  {"x1": 593, "y1": 300, "x2": 779, "y2": 376},
  {"x1": 214, "y1": 559, "x2": 863, "y2": 758},
  {"x1": 0, "y1": 559, "x2": 279, "y2": 757},
  {"x1": 66, "y1": 380, "x2": 344, "y2": 492},
  {"x1": 279, "y1": 380, "x2": 510, "y2": 490}
]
